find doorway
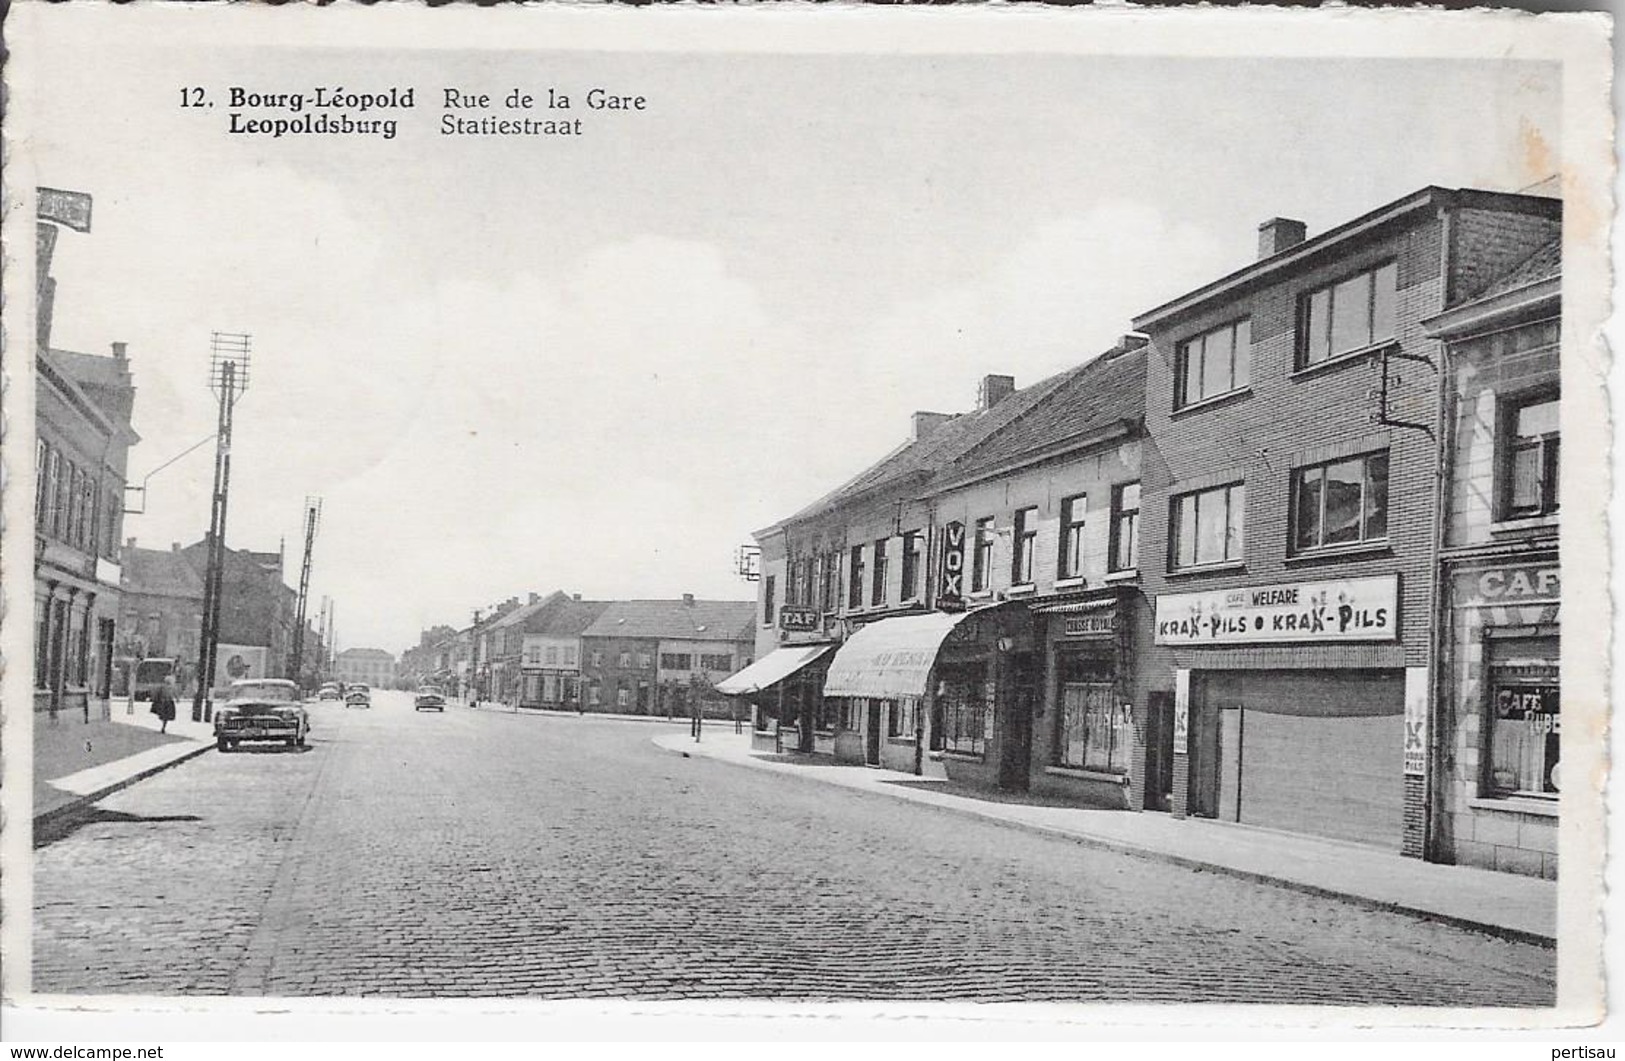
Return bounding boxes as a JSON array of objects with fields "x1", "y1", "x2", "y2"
[
  {"x1": 865, "y1": 698, "x2": 882, "y2": 766},
  {"x1": 1144, "y1": 690, "x2": 1174, "y2": 811},
  {"x1": 997, "y1": 651, "x2": 1036, "y2": 792}
]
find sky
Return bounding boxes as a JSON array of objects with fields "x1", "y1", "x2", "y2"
[{"x1": 19, "y1": 23, "x2": 1562, "y2": 654}]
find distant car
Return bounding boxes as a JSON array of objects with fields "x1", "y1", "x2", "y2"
[
  {"x1": 415, "y1": 685, "x2": 447, "y2": 712},
  {"x1": 317, "y1": 683, "x2": 342, "y2": 701},
  {"x1": 214, "y1": 679, "x2": 308, "y2": 752},
  {"x1": 345, "y1": 683, "x2": 372, "y2": 709}
]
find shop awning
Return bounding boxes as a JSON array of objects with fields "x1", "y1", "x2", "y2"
[
  {"x1": 1030, "y1": 597, "x2": 1115, "y2": 615},
  {"x1": 714, "y1": 643, "x2": 836, "y2": 697},
  {"x1": 823, "y1": 610, "x2": 980, "y2": 700}
]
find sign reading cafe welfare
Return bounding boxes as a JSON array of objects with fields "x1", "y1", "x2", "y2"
[{"x1": 1155, "y1": 576, "x2": 1399, "y2": 646}]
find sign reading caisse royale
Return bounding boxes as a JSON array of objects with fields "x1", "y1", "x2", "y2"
[{"x1": 1154, "y1": 575, "x2": 1399, "y2": 646}]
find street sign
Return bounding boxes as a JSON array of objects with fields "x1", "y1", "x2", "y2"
[{"x1": 37, "y1": 187, "x2": 93, "y2": 233}]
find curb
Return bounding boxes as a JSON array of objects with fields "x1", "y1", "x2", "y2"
[
  {"x1": 656, "y1": 736, "x2": 1556, "y2": 950},
  {"x1": 34, "y1": 741, "x2": 214, "y2": 845}
]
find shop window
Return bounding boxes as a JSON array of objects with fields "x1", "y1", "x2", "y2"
[
  {"x1": 871, "y1": 538, "x2": 888, "y2": 606},
  {"x1": 1054, "y1": 654, "x2": 1129, "y2": 774},
  {"x1": 616, "y1": 685, "x2": 628, "y2": 709},
  {"x1": 1059, "y1": 495, "x2": 1087, "y2": 579},
  {"x1": 589, "y1": 682, "x2": 602, "y2": 706},
  {"x1": 843, "y1": 699, "x2": 863, "y2": 731},
  {"x1": 1501, "y1": 391, "x2": 1560, "y2": 519},
  {"x1": 1011, "y1": 506, "x2": 1038, "y2": 585},
  {"x1": 1176, "y1": 319, "x2": 1251, "y2": 407},
  {"x1": 937, "y1": 666, "x2": 990, "y2": 756},
  {"x1": 1171, "y1": 483, "x2": 1245, "y2": 570},
  {"x1": 1292, "y1": 451, "x2": 1389, "y2": 552},
  {"x1": 848, "y1": 544, "x2": 865, "y2": 609},
  {"x1": 660, "y1": 653, "x2": 692, "y2": 671},
  {"x1": 888, "y1": 698, "x2": 918, "y2": 739},
  {"x1": 1109, "y1": 483, "x2": 1139, "y2": 573},
  {"x1": 900, "y1": 531, "x2": 923, "y2": 601},
  {"x1": 971, "y1": 517, "x2": 995, "y2": 593},
  {"x1": 1299, "y1": 261, "x2": 1398, "y2": 367},
  {"x1": 1485, "y1": 645, "x2": 1560, "y2": 798},
  {"x1": 762, "y1": 575, "x2": 776, "y2": 626}
]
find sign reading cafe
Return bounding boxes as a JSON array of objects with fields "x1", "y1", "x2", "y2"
[{"x1": 1155, "y1": 575, "x2": 1399, "y2": 646}]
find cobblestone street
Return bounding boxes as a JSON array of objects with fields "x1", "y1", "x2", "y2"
[{"x1": 35, "y1": 691, "x2": 1556, "y2": 1003}]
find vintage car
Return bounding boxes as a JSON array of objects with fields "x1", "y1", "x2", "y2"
[
  {"x1": 345, "y1": 683, "x2": 372, "y2": 709},
  {"x1": 317, "y1": 682, "x2": 343, "y2": 701},
  {"x1": 414, "y1": 685, "x2": 447, "y2": 712},
  {"x1": 214, "y1": 679, "x2": 309, "y2": 752}
]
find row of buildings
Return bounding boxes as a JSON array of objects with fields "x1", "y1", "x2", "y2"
[
  {"x1": 723, "y1": 185, "x2": 1562, "y2": 880},
  {"x1": 399, "y1": 592, "x2": 756, "y2": 718},
  {"x1": 34, "y1": 186, "x2": 325, "y2": 727}
]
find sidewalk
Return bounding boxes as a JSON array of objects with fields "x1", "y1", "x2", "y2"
[
  {"x1": 471, "y1": 700, "x2": 745, "y2": 728},
  {"x1": 34, "y1": 700, "x2": 214, "y2": 827},
  {"x1": 653, "y1": 730, "x2": 1557, "y2": 946}
]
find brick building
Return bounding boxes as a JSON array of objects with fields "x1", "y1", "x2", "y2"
[
  {"x1": 517, "y1": 593, "x2": 608, "y2": 709},
  {"x1": 579, "y1": 598, "x2": 754, "y2": 717},
  {"x1": 35, "y1": 344, "x2": 138, "y2": 723},
  {"x1": 1130, "y1": 187, "x2": 1560, "y2": 857},
  {"x1": 1423, "y1": 236, "x2": 1560, "y2": 877},
  {"x1": 177, "y1": 538, "x2": 299, "y2": 685},
  {"x1": 117, "y1": 540, "x2": 206, "y2": 691}
]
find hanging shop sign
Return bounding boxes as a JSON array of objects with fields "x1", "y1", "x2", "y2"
[
  {"x1": 1155, "y1": 575, "x2": 1398, "y2": 646},
  {"x1": 1451, "y1": 563, "x2": 1560, "y2": 607},
  {"x1": 778, "y1": 606, "x2": 820, "y2": 632},
  {"x1": 938, "y1": 520, "x2": 967, "y2": 612}
]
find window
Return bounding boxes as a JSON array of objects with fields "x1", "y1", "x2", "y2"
[
  {"x1": 35, "y1": 441, "x2": 48, "y2": 531},
  {"x1": 937, "y1": 667, "x2": 991, "y2": 756},
  {"x1": 1171, "y1": 483, "x2": 1245, "y2": 569},
  {"x1": 544, "y1": 645, "x2": 559, "y2": 665},
  {"x1": 971, "y1": 517, "x2": 995, "y2": 593},
  {"x1": 699, "y1": 653, "x2": 732, "y2": 671},
  {"x1": 1059, "y1": 495, "x2": 1087, "y2": 579},
  {"x1": 843, "y1": 699, "x2": 864, "y2": 731},
  {"x1": 1177, "y1": 319, "x2": 1251, "y2": 407},
  {"x1": 820, "y1": 552, "x2": 839, "y2": 612},
  {"x1": 660, "y1": 652, "x2": 692, "y2": 671},
  {"x1": 638, "y1": 653, "x2": 652, "y2": 669},
  {"x1": 1487, "y1": 676, "x2": 1558, "y2": 798},
  {"x1": 1502, "y1": 393, "x2": 1560, "y2": 519},
  {"x1": 762, "y1": 575, "x2": 776, "y2": 626},
  {"x1": 888, "y1": 698, "x2": 919, "y2": 739},
  {"x1": 1109, "y1": 483, "x2": 1139, "y2": 573},
  {"x1": 564, "y1": 646, "x2": 577, "y2": 667},
  {"x1": 870, "y1": 538, "x2": 888, "y2": 606},
  {"x1": 616, "y1": 685, "x2": 629, "y2": 708},
  {"x1": 1055, "y1": 654, "x2": 1130, "y2": 774},
  {"x1": 46, "y1": 450, "x2": 62, "y2": 538},
  {"x1": 1293, "y1": 452, "x2": 1388, "y2": 551},
  {"x1": 1011, "y1": 506, "x2": 1038, "y2": 585},
  {"x1": 591, "y1": 650, "x2": 604, "y2": 668},
  {"x1": 848, "y1": 544, "x2": 865, "y2": 609},
  {"x1": 1300, "y1": 261, "x2": 1398, "y2": 366},
  {"x1": 618, "y1": 651, "x2": 631, "y2": 668},
  {"x1": 900, "y1": 531, "x2": 923, "y2": 601}
]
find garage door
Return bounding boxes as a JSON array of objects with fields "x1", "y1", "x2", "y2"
[{"x1": 1211, "y1": 671, "x2": 1405, "y2": 849}]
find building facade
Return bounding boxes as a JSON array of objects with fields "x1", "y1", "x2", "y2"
[
  {"x1": 1131, "y1": 188, "x2": 1560, "y2": 857},
  {"x1": 579, "y1": 598, "x2": 755, "y2": 717},
  {"x1": 35, "y1": 343, "x2": 138, "y2": 724},
  {"x1": 1424, "y1": 236, "x2": 1560, "y2": 878},
  {"x1": 117, "y1": 540, "x2": 206, "y2": 692},
  {"x1": 517, "y1": 595, "x2": 608, "y2": 709},
  {"x1": 334, "y1": 648, "x2": 397, "y2": 688}
]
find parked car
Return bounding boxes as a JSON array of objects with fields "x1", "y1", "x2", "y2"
[
  {"x1": 317, "y1": 682, "x2": 342, "y2": 701},
  {"x1": 345, "y1": 684, "x2": 372, "y2": 709},
  {"x1": 214, "y1": 679, "x2": 308, "y2": 752},
  {"x1": 132, "y1": 657, "x2": 178, "y2": 701},
  {"x1": 414, "y1": 685, "x2": 447, "y2": 712}
]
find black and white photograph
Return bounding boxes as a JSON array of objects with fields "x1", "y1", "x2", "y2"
[{"x1": 2, "y1": 2, "x2": 1615, "y2": 1046}]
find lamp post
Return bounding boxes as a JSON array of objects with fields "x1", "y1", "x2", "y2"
[{"x1": 191, "y1": 332, "x2": 251, "y2": 723}]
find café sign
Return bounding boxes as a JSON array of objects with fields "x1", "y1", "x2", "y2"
[
  {"x1": 778, "y1": 606, "x2": 820, "y2": 632},
  {"x1": 937, "y1": 520, "x2": 966, "y2": 612},
  {"x1": 1452, "y1": 563, "x2": 1559, "y2": 607},
  {"x1": 1155, "y1": 575, "x2": 1398, "y2": 646}
]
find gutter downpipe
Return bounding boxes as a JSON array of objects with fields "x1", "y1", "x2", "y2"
[
  {"x1": 916, "y1": 498, "x2": 938, "y2": 777},
  {"x1": 1425, "y1": 206, "x2": 1456, "y2": 864}
]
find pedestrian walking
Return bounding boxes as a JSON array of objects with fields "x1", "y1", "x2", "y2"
[
  {"x1": 689, "y1": 691, "x2": 703, "y2": 742},
  {"x1": 150, "y1": 677, "x2": 177, "y2": 734}
]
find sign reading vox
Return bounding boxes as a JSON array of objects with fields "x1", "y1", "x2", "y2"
[
  {"x1": 938, "y1": 520, "x2": 966, "y2": 612},
  {"x1": 1155, "y1": 575, "x2": 1399, "y2": 646}
]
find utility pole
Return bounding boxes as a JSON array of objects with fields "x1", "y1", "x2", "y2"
[
  {"x1": 191, "y1": 332, "x2": 251, "y2": 723},
  {"x1": 290, "y1": 497, "x2": 321, "y2": 690}
]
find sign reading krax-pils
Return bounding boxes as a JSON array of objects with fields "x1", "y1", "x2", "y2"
[{"x1": 1154, "y1": 575, "x2": 1398, "y2": 645}]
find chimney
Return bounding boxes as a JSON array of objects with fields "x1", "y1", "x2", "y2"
[
  {"x1": 111, "y1": 341, "x2": 128, "y2": 360},
  {"x1": 911, "y1": 411, "x2": 952, "y2": 441},
  {"x1": 1104, "y1": 334, "x2": 1150, "y2": 360},
  {"x1": 573, "y1": 593, "x2": 582, "y2": 601},
  {"x1": 529, "y1": 592, "x2": 540, "y2": 605},
  {"x1": 977, "y1": 374, "x2": 1016, "y2": 410},
  {"x1": 1257, "y1": 217, "x2": 1307, "y2": 260},
  {"x1": 172, "y1": 542, "x2": 181, "y2": 553},
  {"x1": 683, "y1": 593, "x2": 695, "y2": 606}
]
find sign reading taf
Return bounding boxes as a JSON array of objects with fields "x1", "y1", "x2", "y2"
[{"x1": 1155, "y1": 575, "x2": 1399, "y2": 646}]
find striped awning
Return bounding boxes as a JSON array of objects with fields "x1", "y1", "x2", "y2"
[{"x1": 1030, "y1": 597, "x2": 1116, "y2": 615}]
